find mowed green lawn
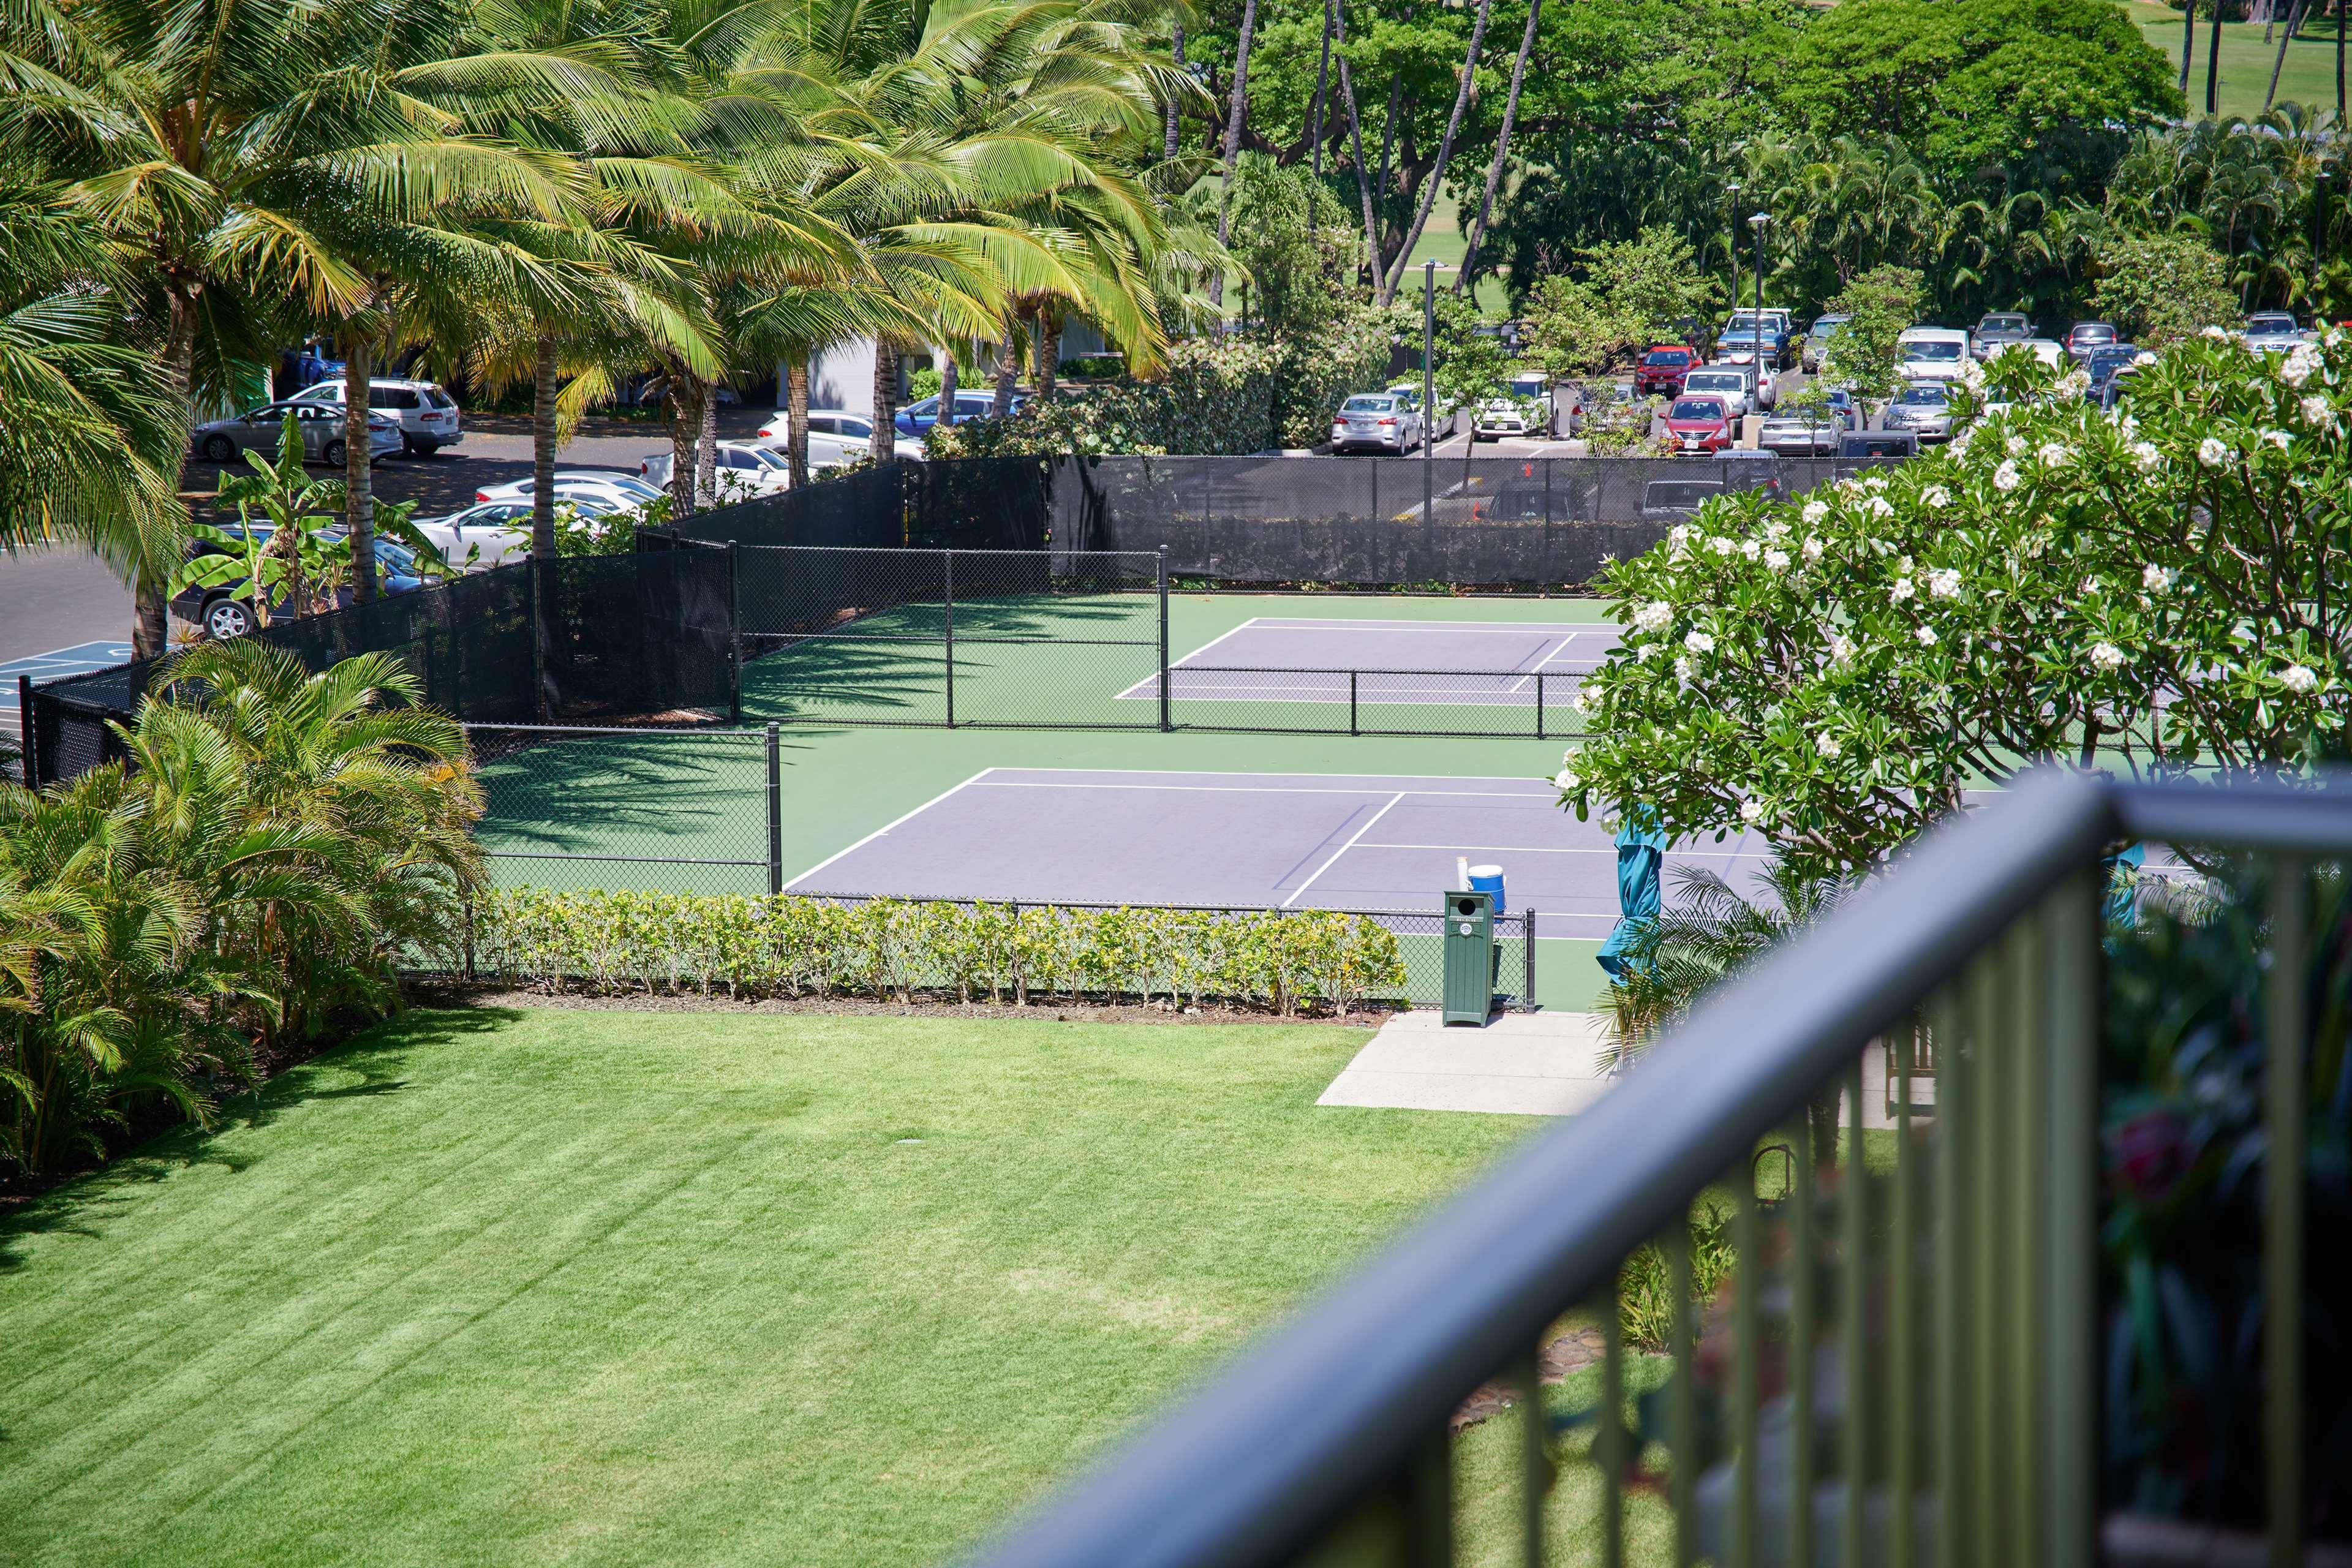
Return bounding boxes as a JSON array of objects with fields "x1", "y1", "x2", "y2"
[
  {"x1": 0, "y1": 1008, "x2": 1537, "y2": 1568},
  {"x1": 2123, "y1": 0, "x2": 2348, "y2": 118}
]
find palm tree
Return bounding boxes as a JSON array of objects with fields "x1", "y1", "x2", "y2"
[
  {"x1": 1376, "y1": 0, "x2": 1493, "y2": 306},
  {"x1": 1457, "y1": 0, "x2": 1544, "y2": 294},
  {"x1": 1212, "y1": 0, "x2": 1263, "y2": 304}
]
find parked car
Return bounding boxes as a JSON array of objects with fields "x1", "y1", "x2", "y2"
[
  {"x1": 897, "y1": 390, "x2": 1021, "y2": 436},
  {"x1": 1801, "y1": 315, "x2": 1849, "y2": 374},
  {"x1": 2009, "y1": 337, "x2": 2067, "y2": 369},
  {"x1": 2064, "y1": 322, "x2": 2119, "y2": 361},
  {"x1": 1634, "y1": 345, "x2": 1701, "y2": 397},
  {"x1": 1836, "y1": 430, "x2": 1918, "y2": 460},
  {"x1": 641, "y1": 440, "x2": 794, "y2": 497},
  {"x1": 1679, "y1": 366, "x2": 1755, "y2": 419},
  {"x1": 1737, "y1": 357, "x2": 1780, "y2": 410},
  {"x1": 1758, "y1": 391, "x2": 1859, "y2": 455},
  {"x1": 1330, "y1": 392, "x2": 1423, "y2": 454},
  {"x1": 2084, "y1": 344, "x2": 2145, "y2": 392},
  {"x1": 1470, "y1": 394, "x2": 1540, "y2": 442},
  {"x1": 1896, "y1": 326, "x2": 1972, "y2": 382},
  {"x1": 174, "y1": 524, "x2": 426, "y2": 640},
  {"x1": 410, "y1": 499, "x2": 597, "y2": 570},
  {"x1": 288, "y1": 377, "x2": 464, "y2": 456},
  {"x1": 474, "y1": 470, "x2": 666, "y2": 511},
  {"x1": 2241, "y1": 312, "x2": 2305, "y2": 352},
  {"x1": 191, "y1": 400, "x2": 402, "y2": 467},
  {"x1": 1970, "y1": 314, "x2": 2034, "y2": 360},
  {"x1": 1641, "y1": 478, "x2": 1724, "y2": 521},
  {"x1": 752, "y1": 407, "x2": 881, "y2": 468},
  {"x1": 1883, "y1": 382, "x2": 1956, "y2": 442},
  {"x1": 1717, "y1": 309, "x2": 1795, "y2": 368},
  {"x1": 1663, "y1": 393, "x2": 1738, "y2": 454}
]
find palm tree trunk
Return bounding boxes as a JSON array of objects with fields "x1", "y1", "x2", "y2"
[
  {"x1": 2267, "y1": 0, "x2": 2308, "y2": 106},
  {"x1": 1036, "y1": 311, "x2": 1061, "y2": 399},
  {"x1": 2181, "y1": 0, "x2": 2198, "y2": 93},
  {"x1": 1378, "y1": 0, "x2": 1495, "y2": 305},
  {"x1": 1375, "y1": 73, "x2": 1404, "y2": 266},
  {"x1": 1310, "y1": 0, "x2": 1335, "y2": 176},
  {"x1": 695, "y1": 386, "x2": 718, "y2": 507},
  {"x1": 531, "y1": 333, "x2": 557, "y2": 560},
  {"x1": 871, "y1": 342, "x2": 898, "y2": 461},
  {"x1": 785, "y1": 358, "x2": 810, "y2": 487},
  {"x1": 938, "y1": 345, "x2": 959, "y2": 429},
  {"x1": 1334, "y1": 5, "x2": 1383, "y2": 282},
  {"x1": 344, "y1": 335, "x2": 376, "y2": 603},
  {"x1": 666, "y1": 377, "x2": 698, "y2": 519},
  {"x1": 141, "y1": 287, "x2": 198, "y2": 657},
  {"x1": 2209, "y1": 0, "x2": 2226, "y2": 113},
  {"x1": 992, "y1": 325, "x2": 1022, "y2": 416},
  {"x1": 1211, "y1": 0, "x2": 1263, "y2": 305},
  {"x1": 1459, "y1": 0, "x2": 1544, "y2": 293},
  {"x1": 1166, "y1": 21, "x2": 1185, "y2": 162}
]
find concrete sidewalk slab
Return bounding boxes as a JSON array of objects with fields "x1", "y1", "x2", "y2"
[{"x1": 1318, "y1": 1009, "x2": 1618, "y2": 1116}]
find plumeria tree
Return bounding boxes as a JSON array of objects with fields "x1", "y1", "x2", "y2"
[{"x1": 1559, "y1": 332, "x2": 2352, "y2": 878}]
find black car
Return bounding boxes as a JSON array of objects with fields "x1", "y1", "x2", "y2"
[{"x1": 2084, "y1": 344, "x2": 2142, "y2": 390}]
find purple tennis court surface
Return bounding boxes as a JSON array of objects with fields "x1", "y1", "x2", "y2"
[
  {"x1": 786, "y1": 767, "x2": 1771, "y2": 926},
  {"x1": 1121, "y1": 617, "x2": 1620, "y2": 706}
]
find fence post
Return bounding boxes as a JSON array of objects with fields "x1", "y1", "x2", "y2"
[
  {"x1": 1157, "y1": 547, "x2": 1171, "y2": 733},
  {"x1": 17, "y1": 674, "x2": 36, "y2": 787},
  {"x1": 1522, "y1": 908, "x2": 1536, "y2": 1010},
  {"x1": 1349, "y1": 669, "x2": 1359, "y2": 737},
  {"x1": 766, "y1": 720, "x2": 783, "y2": 895},
  {"x1": 1536, "y1": 673, "x2": 1545, "y2": 741},
  {"x1": 942, "y1": 548, "x2": 956, "y2": 728},
  {"x1": 727, "y1": 540, "x2": 743, "y2": 725}
]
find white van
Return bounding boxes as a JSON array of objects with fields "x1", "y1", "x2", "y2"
[
  {"x1": 1897, "y1": 327, "x2": 1972, "y2": 383},
  {"x1": 290, "y1": 377, "x2": 464, "y2": 456}
]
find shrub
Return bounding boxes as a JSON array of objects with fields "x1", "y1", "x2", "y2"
[{"x1": 464, "y1": 888, "x2": 1408, "y2": 1015}]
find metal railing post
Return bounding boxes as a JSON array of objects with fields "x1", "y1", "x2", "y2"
[
  {"x1": 1157, "y1": 548, "x2": 1171, "y2": 732},
  {"x1": 943, "y1": 548, "x2": 956, "y2": 728},
  {"x1": 2266, "y1": 858, "x2": 2308, "y2": 1568},
  {"x1": 765, "y1": 720, "x2": 783, "y2": 895},
  {"x1": 726, "y1": 540, "x2": 742, "y2": 724},
  {"x1": 2041, "y1": 870, "x2": 2100, "y2": 1568},
  {"x1": 16, "y1": 674, "x2": 34, "y2": 786}
]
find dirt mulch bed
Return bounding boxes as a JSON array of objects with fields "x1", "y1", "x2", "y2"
[
  {"x1": 1451, "y1": 1325, "x2": 1610, "y2": 1431},
  {"x1": 405, "y1": 978, "x2": 1403, "y2": 1030}
]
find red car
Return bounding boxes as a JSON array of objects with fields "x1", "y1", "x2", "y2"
[
  {"x1": 1663, "y1": 393, "x2": 1736, "y2": 454},
  {"x1": 1634, "y1": 345, "x2": 1701, "y2": 397}
]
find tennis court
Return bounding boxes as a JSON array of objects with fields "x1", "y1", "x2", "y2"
[
  {"x1": 1125, "y1": 617, "x2": 1613, "y2": 708},
  {"x1": 785, "y1": 767, "x2": 1769, "y2": 929}
]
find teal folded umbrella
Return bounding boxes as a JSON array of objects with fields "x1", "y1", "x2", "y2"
[{"x1": 1597, "y1": 805, "x2": 1672, "y2": 978}]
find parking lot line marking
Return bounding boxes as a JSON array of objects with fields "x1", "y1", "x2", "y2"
[{"x1": 1283, "y1": 793, "x2": 1406, "y2": 909}]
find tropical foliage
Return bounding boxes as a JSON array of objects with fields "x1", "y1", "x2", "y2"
[
  {"x1": 1560, "y1": 332, "x2": 2352, "y2": 880},
  {"x1": 0, "y1": 643, "x2": 482, "y2": 1183},
  {"x1": 469, "y1": 886, "x2": 1408, "y2": 1014}
]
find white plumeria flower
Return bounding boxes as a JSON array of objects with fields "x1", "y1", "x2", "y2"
[
  {"x1": 1684, "y1": 630, "x2": 1716, "y2": 654},
  {"x1": 1950, "y1": 429, "x2": 1974, "y2": 457},
  {"x1": 1915, "y1": 625, "x2": 1939, "y2": 646},
  {"x1": 2301, "y1": 394, "x2": 2337, "y2": 428},
  {"x1": 1866, "y1": 496, "x2": 1894, "y2": 518},
  {"x1": 1826, "y1": 631, "x2": 1856, "y2": 662},
  {"x1": 2090, "y1": 642, "x2": 2127, "y2": 671},
  {"x1": 1815, "y1": 733, "x2": 1842, "y2": 759},
  {"x1": 1634, "y1": 600, "x2": 1673, "y2": 632},
  {"x1": 1555, "y1": 770, "x2": 1580, "y2": 791},
  {"x1": 1711, "y1": 536, "x2": 1737, "y2": 556},
  {"x1": 2281, "y1": 663, "x2": 2318, "y2": 693},
  {"x1": 2005, "y1": 435, "x2": 2028, "y2": 457},
  {"x1": 1803, "y1": 536, "x2": 1826, "y2": 564},
  {"x1": 2143, "y1": 564, "x2": 2175, "y2": 591},
  {"x1": 2281, "y1": 344, "x2": 2321, "y2": 387},
  {"x1": 2198, "y1": 435, "x2": 2231, "y2": 467},
  {"x1": 2081, "y1": 576, "x2": 2100, "y2": 594},
  {"x1": 1741, "y1": 538, "x2": 1761, "y2": 560},
  {"x1": 1762, "y1": 520, "x2": 1790, "y2": 543},
  {"x1": 1765, "y1": 548, "x2": 1791, "y2": 571},
  {"x1": 1993, "y1": 460, "x2": 2021, "y2": 491},
  {"x1": 1921, "y1": 484, "x2": 1952, "y2": 508},
  {"x1": 1890, "y1": 576, "x2": 1917, "y2": 603},
  {"x1": 2263, "y1": 428, "x2": 2293, "y2": 451},
  {"x1": 1570, "y1": 688, "x2": 1590, "y2": 713},
  {"x1": 1863, "y1": 474, "x2": 1888, "y2": 491},
  {"x1": 1802, "y1": 500, "x2": 1829, "y2": 524},
  {"x1": 1927, "y1": 567, "x2": 1962, "y2": 599},
  {"x1": 2037, "y1": 442, "x2": 2071, "y2": 467},
  {"x1": 2201, "y1": 324, "x2": 2233, "y2": 340},
  {"x1": 1675, "y1": 655, "x2": 1694, "y2": 682},
  {"x1": 1739, "y1": 799, "x2": 1764, "y2": 823},
  {"x1": 2131, "y1": 441, "x2": 2162, "y2": 471}
]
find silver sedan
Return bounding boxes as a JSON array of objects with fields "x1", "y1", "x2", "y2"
[{"x1": 192, "y1": 401, "x2": 402, "y2": 466}]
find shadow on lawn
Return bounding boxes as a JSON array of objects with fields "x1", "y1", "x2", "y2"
[{"x1": 0, "y1": 1008, "x2": 524, "y2": 1275}]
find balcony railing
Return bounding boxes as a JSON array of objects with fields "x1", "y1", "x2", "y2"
[{"x1": 961, "y1": 771, "x2": 2342, "y2": 1568}]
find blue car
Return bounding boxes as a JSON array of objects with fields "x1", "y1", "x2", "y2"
[{"x1": 895, "y1": 390, "x2": 1025, "y2": 437}]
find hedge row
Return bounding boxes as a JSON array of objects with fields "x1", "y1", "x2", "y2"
[{"x1": 464, "y1": 888, "x2": 1409, "y2": 1014}]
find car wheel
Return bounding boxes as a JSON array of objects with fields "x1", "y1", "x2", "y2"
[
  {"x1": 404, "y1": 434, "x2": 439, "y2": 458},
  {"x1": 322, "y1": 438, "x2": 347, "y2": 466},
  {"x1": 199, "y1": 434, "x2": 237, "y2": 463},
  {"x1": 203, "y1": 597, "x2": 255, "y2": 640}
]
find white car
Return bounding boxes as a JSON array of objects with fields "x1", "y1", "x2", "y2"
[
  {"x1": 2002, "y1": 338, "x2": 2067, "y2": 370},
  {"x1": 1471, "y1": 392, "x2": 1543, "y2": 441},
  {"x1": 1724, "y1": 356, "x2": 1778, "y2": 410},
  {"x1": 1680, "y1": 366, "x2": 1756, "y2": 419},
  {"x1": 289, "y1": 377, "x2": 465, "y2": 456},
  {"x1": 411, "y1": 499, "x2": 621, "y2": 570},
  {"x1": 641, "y1": 441, "x2": 794, "y2": 497},
  {"x1": 1897, "y1": 326, "x2": 1972, "y2": 382},
  {"x1": 473, "y1": 470, "x2": 665, "y2": 512}
]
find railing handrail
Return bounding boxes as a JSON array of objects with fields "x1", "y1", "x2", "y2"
[{"x1": 961, "y1": 768, "x2": 2137, "y2": 1568}]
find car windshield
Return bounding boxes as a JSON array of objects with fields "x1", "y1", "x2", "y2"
[
  {"x1": 609, "y1": 477, "x2": 662, "y2": 500},
  {"x1": 1808, "y1": 318, "x2": 1846, "y2": 338},
  {"x1": 1669, "y1": 399, "x2": 1727, "y2": 421},
  {"x1": 1509, "y1": 376, "x2": 1546, "y2": 394},
  {"x1": 1905, "y1": 340, "x2": 1964, "y2": 361},
  {"x1": 1685, "y1": 372, "x2": 1743, "y2": 389},
  {"x1": 1644, "y1": 350, "x2": 1691, "y2": 366},
  {"x1": 2248, "y1": 315, "x2": 2297, "y2": 332},
  {"x1": 2073, "y1": 326, "x2": 2115, "y2": 342},
  {"x1": 1896, "y1": 386, "x2": 1948, "y2": 406},
  {"x1": 1341, "y1": 396, "x2": 1394, "y2": 413},
  {"x1": 1980, "y1": 315, "x2": 2027, "y2": 332}
]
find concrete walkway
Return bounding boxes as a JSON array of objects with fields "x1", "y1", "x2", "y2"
[{"x1": 1318, "y1": 1009, "x2": 1619, "y2": 1116}]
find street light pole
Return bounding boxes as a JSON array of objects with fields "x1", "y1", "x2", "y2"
[
  {"x1": 1749, "y1": 211, "x2": 1770, "y2": 331},
  {"x1": 1423, "y1": 258, "x2": 1437, "y2": 521}
]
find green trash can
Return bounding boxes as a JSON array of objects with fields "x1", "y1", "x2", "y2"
[{"x1": 1441, "y1": 889, "x2": 1498, "y2": 1025}]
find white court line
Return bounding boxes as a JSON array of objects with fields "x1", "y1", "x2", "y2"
[
  {"x1": 780, "y1": 768, "x2": 997, "y2": 890},
  {"x1": 1110, "y1": 616, "x2": 1271, "y2": 699},
  {"x1": 1510, "y1": 635, "x2": 1581, "y2": 695},
  {"x1": 1354, "y1": 842, "x2": 1767, "y2": 858},
  {"x1": 1283, "y1": 793, "x2": 1406, "y2": 908},
  {"x1": 1244, "y1": 618, "x2": 1607, "y2": 634},
  {"x1": 968, "y1": 779, "x2": 1546, "y2": 799},
  {"x1": 984, "y1": 766, "x2": 1560, "y2": 786}
]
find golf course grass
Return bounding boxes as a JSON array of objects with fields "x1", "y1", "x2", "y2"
[{"x1": 0, "y1": 1007, "x2": 1544, "y2": 1567}]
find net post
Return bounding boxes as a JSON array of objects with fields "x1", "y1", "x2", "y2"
[
  {"x1": 17, "y1": 674, "x2": 34, "y2": 787},
  {"x1": 766, "y1": 721, "x2": 783, "y2": 896},
  {"x1": 943, "y1": 548, "x2": 956, "y2": 729},
  {"x1": 1157, "y1": 547, "x2": 1170, "y2": 733},
  {"x1": 1350, "y1": 669, "x2": 1359, "y2": 736},
  {"x1": 1523, "y1": 908, "x2": 1536, "y2": 1010},
  {"x1": 726, "y1": 539, "x2": 743, "y2": 724}
]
